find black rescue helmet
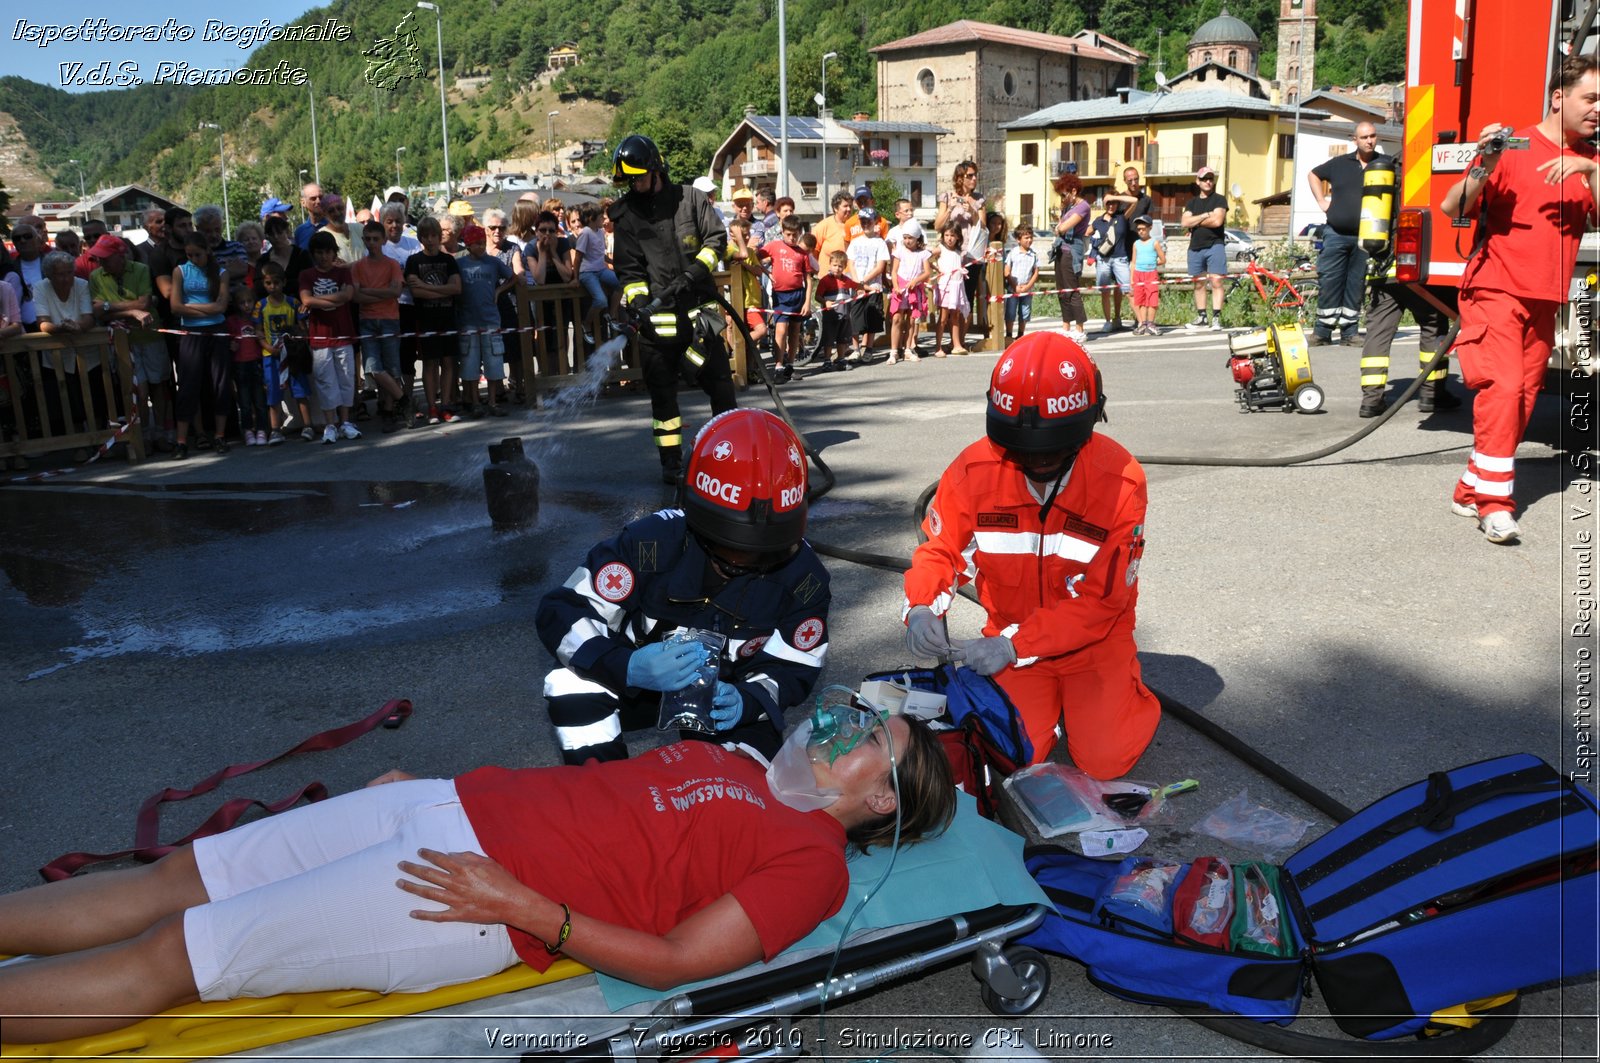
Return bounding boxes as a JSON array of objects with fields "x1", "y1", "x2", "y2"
[{"x1": 613, "y1": 134, "x2": 666, "y2": 185}]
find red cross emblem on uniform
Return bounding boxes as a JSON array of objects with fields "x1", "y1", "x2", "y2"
[
  {"x1": 793, "y1": 617, "x2": 825, "y2": 651},
  {"x1": 594, "y1": 562, "x2": 635, "y2": 602},
  {"x1": 1060, "y1": 359, "x2": 1077, "y2": 379}
]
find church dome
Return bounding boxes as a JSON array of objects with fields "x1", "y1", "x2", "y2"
[{"x1": 1190, "y1": 9, "x2": 1260, "y2": 46}]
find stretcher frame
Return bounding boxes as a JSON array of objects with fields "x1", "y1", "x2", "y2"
[{"x1": 1, "y1": 904, "x2": 1048, "y2": 1062}]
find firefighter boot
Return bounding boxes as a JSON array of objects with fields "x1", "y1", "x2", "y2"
[
  {"x1": 1359, "y1": 386, "x2": 1389, "y2": 419},
  {"x1": 659, "y1": 444, "x2": 683, "y2": 486},
  {"x1": 1418, "y1": 380, "x2": 1463, "y2": 413}
]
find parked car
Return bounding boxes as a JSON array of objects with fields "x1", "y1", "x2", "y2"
[{"x1": 1223, "y1": 228, "x2": 1256, "y2": 262}]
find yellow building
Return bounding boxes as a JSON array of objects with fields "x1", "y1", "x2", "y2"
[{"x1": 999, "y1": 89, "x2": 1324, "y2": 231}]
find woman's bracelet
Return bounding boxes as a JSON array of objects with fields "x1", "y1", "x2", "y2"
[{"x1": 545, "y1": 902, "x2": 572, "y2": 955}]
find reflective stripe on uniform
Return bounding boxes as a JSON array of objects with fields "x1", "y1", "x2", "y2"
[
  {"x1": 543, "y1": 667, "x2": 616, "y2": 699},
  {"x1": 561, "y1": 568, "x2": 628, "y2": 631},
  {"x1": 555, "y1": 716, "x2": 623, "y2": 751},
  {"x1": 1474, "y1": 479, "x2": 1514, "y2": 497},
  {"x1": 684, "y1": 345, "x2": 706, "y2": 368},
  {"x1": 651, "y1": 312, "x2": 677, "y2": 337},
  {"x1": 1472, "y1": 451, "x2": 1515, "y2": 473},
  {"x1": 999, "y1": 623, "x2": 1039, "y2": 668},
  {"x1": 558, "y1": 617, "x2": 611, "y2": 664},
  {"x1": 653, "y1": 416, "x2": 682, "y2": 448},
  {"x1": 742, "y1": 672, "x2": 781, "y2": 704},
  {"x1": 974, "y1": 529, "x2": 1099, "y2": 564},
  {"x1": 1420, "y1": 349, "x2": 1446, "y2": 381},
  {"x1": 1359, "y1": 355, "x2": 1389, "y2": 386},
  {"x1": 761, "y1": 629, "x2": 827, "y2": 669},
  {"x1": 695, "y1": 247, "x2": 718, "y2": 270},
  {"x1": 623, "y1": 281, "x2": 649, "y2": 302}
]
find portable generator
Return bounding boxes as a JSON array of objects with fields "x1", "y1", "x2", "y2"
[{"x1": 1225, "y1": 323, "x2": 1325, "y2": 413}]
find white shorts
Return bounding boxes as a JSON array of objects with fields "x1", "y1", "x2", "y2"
[{"x1": 185, "y1": 778, "x2": 518, "y2": 1001}]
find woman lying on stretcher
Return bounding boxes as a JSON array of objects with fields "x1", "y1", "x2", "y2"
[{"x1": 0, "y1": 712, "x2": 954, "y2": 1044}]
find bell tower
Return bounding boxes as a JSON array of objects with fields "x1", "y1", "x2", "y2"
[{"x1": 1276, "y1": 0, "x2": 1318, "y2": 102}]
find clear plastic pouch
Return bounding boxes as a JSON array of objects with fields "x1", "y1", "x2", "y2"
[
  {"x1": 1107, "y1": 859, "x2": 1183, "y2": 918},
  {"x1": 1003, "y1": 763, "x2": 1161, "y2": 837},
  {"x1": 656, "y1": 628, "x2": 726, "y2": 734}
]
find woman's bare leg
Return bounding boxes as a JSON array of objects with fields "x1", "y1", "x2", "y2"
[
  {"x1": 0, "y1": 911, "x2": 199, "y2": 1043},
  {"x1": 0, "y1": 847, "x2": 206, "y2": 956}
]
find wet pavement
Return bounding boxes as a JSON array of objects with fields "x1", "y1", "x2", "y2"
[{"x1": 1, "y1": 481, "x2": 630, "y2": 680}]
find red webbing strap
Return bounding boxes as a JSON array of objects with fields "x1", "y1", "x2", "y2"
[{"x1": 39, "y1": 698, "x2": 413, "y2": 881}]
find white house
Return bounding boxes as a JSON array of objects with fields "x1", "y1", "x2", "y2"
[{"x1": 709, "y1": 108, "x2": 952, "y2": 220}]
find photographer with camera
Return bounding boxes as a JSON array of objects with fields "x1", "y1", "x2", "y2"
[{"x1": 1439, "y1": 52, "x2": 1599, "y2": 544}]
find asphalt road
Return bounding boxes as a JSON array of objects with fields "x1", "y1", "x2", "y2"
[{"x1": 1, "y1": 318, "x2": 1595, "y2": 1062}]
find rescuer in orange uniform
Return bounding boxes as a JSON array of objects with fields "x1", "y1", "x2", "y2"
[{"x1": 902, "y1": 333, "x2": 1159, "y2": 776}]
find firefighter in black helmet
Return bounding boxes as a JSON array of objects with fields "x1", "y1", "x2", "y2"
[{"x1": 610, "y1": 134, "x2": 737, "y2": 484}]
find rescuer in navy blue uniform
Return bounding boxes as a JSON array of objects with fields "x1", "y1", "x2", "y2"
[
  {"x1": 536, "y1": 409, "x2": 830, "y2": 764},
  {"x1": 610, "y1": 134, "x2": 737, "y2": 484}
]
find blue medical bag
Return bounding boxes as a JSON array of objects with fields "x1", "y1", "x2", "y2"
[{"x1": 1021, "y1": 754, "x2": 1599, "y2": 1038}]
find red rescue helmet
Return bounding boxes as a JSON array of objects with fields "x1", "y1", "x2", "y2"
[
  {"x1": 684, "y1": 409, "x2": 809, "y2": 553},
  {"x1": 985, "y1": 333, "x2": 1105, "y2": 455}
]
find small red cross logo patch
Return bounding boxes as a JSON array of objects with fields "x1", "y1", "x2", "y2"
[
  {"x1": 793, "y1": 617, "x2": 825, "y2": 651},
  {"x1": 594, "y1": 562, "x2": 635, "y2": 602}
]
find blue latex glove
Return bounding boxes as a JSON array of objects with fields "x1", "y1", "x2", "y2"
[
  {"x1": 905, "y1": 606, "x2": 954, "y2": 659},
  {"x1": 953, "y1": 635, "x2": 1017, "y2": 676},
  {"x1": 710, "y1": 681, "x2": 743, "y2": 730},
  {"x1": 626, "y1": 641, "x2": 706, "y2": 692}
]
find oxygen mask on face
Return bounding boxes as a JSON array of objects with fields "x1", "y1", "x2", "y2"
[
  {"x1": 764, "y1": 688, "x2": 886, "y2": 811},
  {"x1": 807, "y1": 692, "x2": 887, "y2": 765}
]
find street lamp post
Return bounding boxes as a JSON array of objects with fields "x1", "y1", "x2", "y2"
[
  {"x1": 67, "y1": 158, "x2": 85, "y2": 199},
  {"x1": 1285, "y1": 0, "x2": 1306, "y2": 246},
  {"x1": 547, "y1": 111, "x2": 559, "y2": 177},
  {"x1": 200, "y1": 122, "x2": 230, "y2": 231},
  {"x1": 820, "y1": 51, "x2": 837, "y2": 199},
  {"x1": 417, "y1": 2, "x2": 452, "y2": 200},
  {"x1": 396, "y1": 145, "x2": 407, "y2": 186},
  {"x1": 777, "y1": 0, "x2": 789, "y2": 198},
  {"x1": 308, "y1": 86, "x2": 321, "y2": 185}
]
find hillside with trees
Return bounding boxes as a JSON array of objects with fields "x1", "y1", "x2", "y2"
[{"x1": 0, "y1": 0, "x2": 1403, "y2": 209}]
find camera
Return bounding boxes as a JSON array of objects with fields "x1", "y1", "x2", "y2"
[{"x1": 1485, "y1": 126, "x2": 1531, "y2": 154}]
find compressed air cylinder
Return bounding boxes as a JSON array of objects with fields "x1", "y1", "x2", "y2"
[{"x1": 1359, "y1": 156, "x2": 1398, "y2": 256}]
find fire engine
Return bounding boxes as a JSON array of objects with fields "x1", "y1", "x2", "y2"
[{"x1": 1397, "y1": 0, "x2": 1598, "y2": 371}]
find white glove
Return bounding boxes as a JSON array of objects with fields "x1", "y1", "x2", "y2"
[{"x1": 905, "y1": 606, "x2": 954, "y2": 659}]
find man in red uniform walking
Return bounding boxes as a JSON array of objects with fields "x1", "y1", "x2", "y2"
[
  {"x1": 1440, "y1": 53, "x2": 1600, "y2": 544},
  {"x1": 901, "y1": 333, "x2": 1160, "y2": 777}
]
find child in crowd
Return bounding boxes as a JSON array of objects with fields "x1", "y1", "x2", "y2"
[
  {"x1": 726, "y1": 217, "x2": 768, "y2": 350},
  {"x1": 1003, "y1": 226, "x2": 1040, "y2": 343},
  {"x1": 226, "y1": 286, "x2": 269, "y2": 445},
  {"x1": 756, "y1": 216, "x2": 813, "y2": 383},
  {"x1": 300, "y1": 230, "x2": 360, "y2": 445},
  {"x1": 455, "y1": 223, "x2": 516, "y2": 417},
  {"x1": 814, "y1": 250, "x2": 861, "y2": 373},
  {"x1": 888, "y1": 224, "x2": 932, "y2": 364},
  {"x1": 351, "y1": 220, "x2": 411, "y2": 430},
  {"x1": 933, "y1": 222, "x2": 971, "y2": 357},
  {"x1": 845, "y1": 208, "x2": 890, "y2": 357},
  {"x1": 405, "y1": 215, "x2": 462, "y2": 425},
  {"x1": 572, "y1": 202, "x2": 621, "y2": 340},
  {"x1": 255, "y1": 261, "x2": 298, "y2": 445},
  {"x1": 1130, "y1": 215, "x2": 1166, "y2": 336}
]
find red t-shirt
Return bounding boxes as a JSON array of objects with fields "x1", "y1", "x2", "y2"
[
  {"x1": 758, "y1": 240, "x2": 814, "y2": 292},
  {"x1": 300, "y1": 265, "x2": 354, "y2": 349},
  {"x1": 1459, "y1": 126, "x2": 1599, "y2": 303},
  {"x1": 350, "y1": 255, "x2": 402, "y2": 320},
  {"x1": 816, "y1": 274, "x2": 862, "y2": 307},
  {"x1": 226, "y1": 313, "x2": 261, "y2": 364},
  {"x1": 455, "y1": 742, "x2": 848, "y2": 971}
]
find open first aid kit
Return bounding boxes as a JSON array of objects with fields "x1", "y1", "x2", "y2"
[
  {"x1": 863, "y1": 665, "x2": 1031, "y2": 820},
  {"x1": 1019, "y1": 754, "x2": 1599, "y2": 1039}
]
